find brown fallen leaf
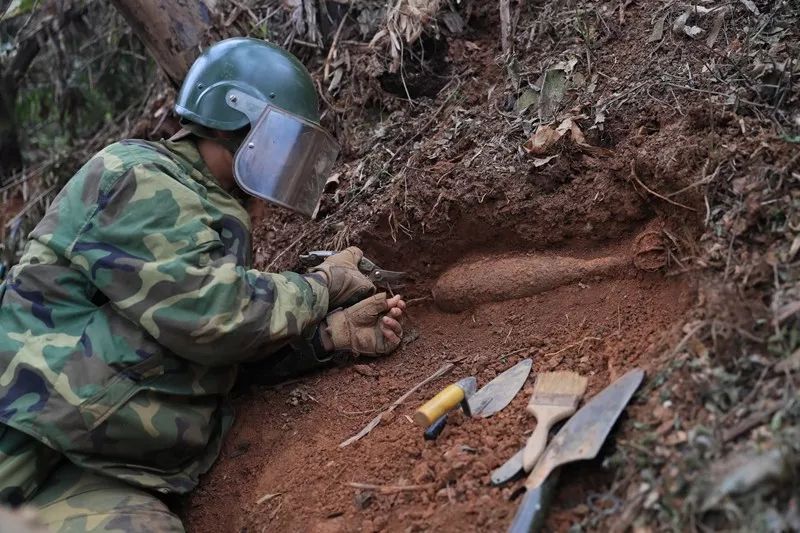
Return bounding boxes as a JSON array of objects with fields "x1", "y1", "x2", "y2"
[
  {"x1": 522, "y1": 118, "x2": 613, "y2": 157},
  {"x1": 774, "y1": 349, "x2": 800, "y2": 373}
]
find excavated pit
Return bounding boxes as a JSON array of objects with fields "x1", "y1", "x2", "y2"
[
  {"x1": 184, "y1": 8, "x2": 710, "y2": 529},
  {"x1": 186, "y1": 222, "x2": 695, "y2": 532}
]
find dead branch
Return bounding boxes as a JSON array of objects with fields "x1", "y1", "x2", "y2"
[
  {"x1": 629, "y1": 161, "x2": 697, "y2": 212},
  {"x1": 346, "y1": 482, "x2": 434, "y2": 494},
  {"x1": 338, "y1": 363, "x2": 453, "y2": 448},
  {"x1": 500, "y1": 0, "x2": 513, "y2": 53}
]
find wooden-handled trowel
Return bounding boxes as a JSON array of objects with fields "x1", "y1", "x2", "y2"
[
  {"x1": 507, "y1": 368, "x2": 645, "y2": 533},
  {"x1": 413, "y1": 359, "x2": 532, "y2": 440}
]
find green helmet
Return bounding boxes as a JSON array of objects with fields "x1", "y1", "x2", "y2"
[
  {"x1": 175, "y1": 38, "x2": 340, "y2": 217},
  {"x1": 175, "y1": 37, "x2": 320, "y2": 130}
]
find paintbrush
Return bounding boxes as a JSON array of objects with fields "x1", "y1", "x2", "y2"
[{"x1": 521, "y1": 371, "x2": 588, "y2": 472}]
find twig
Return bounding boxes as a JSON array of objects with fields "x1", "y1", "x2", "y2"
[
  {"x1": 346, "y1": 482, "x2": 434, "y2": 494},
  {"x1": 498, "y1": 347, "x2": 528, "y2": 359},
  {"x1": 541, "y1": 336, "x2": 601, "y2": 358},
  {"x1": 499, "y1": 0, "x2": 513, "y2": 53},
  {"x1": 722, "y1": 401, "x2": 782, "y2": 442},
  {"x1": 339, "y1": 363, "x2": 453, "y2": 448},
  {"x1": 663, "y1": 82, "x2": 772, "y2": 109},
  {"x1": 266, "y1": 231, "x2": 310, "y2": 270},
  {"x1": 315, "y1": 78, "x2": 346, "y2": 114},
  {"x1": 256, "y1": 492, "x2": 282, "y2": 505},
  {"x1": 4, "y1": 184, "x2": 58, "y2": 230},
  {"x1": 323, "y1": 8, "x2": 352, "y2": 80},
  {"x1": 667, "y1": 161, "x2": 721, "y2": 197},
  {"x1": 668, "y1": 321, "x2": 707, "y2": 358},
  {"x1": 269, "y1": 500, "x2": 283, "y2": 521},
  {"x1": 629, "y1": 161, "x2": 697, "y2": 212}
]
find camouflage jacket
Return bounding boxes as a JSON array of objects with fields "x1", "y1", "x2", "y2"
[{"x1": 0, "y1": 138, "x2": 329, "y2": 494}]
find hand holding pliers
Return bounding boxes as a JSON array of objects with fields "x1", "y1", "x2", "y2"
[{"x1": 299, "y1": 250, "x2": 407, "y2": 288}]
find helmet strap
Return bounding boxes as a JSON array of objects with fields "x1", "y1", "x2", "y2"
[{"x1": 178, "y1": 119, "x2": 248, "y2": 155}]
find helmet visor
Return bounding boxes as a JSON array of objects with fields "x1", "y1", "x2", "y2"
[{"x1": 233, "y1": 105, "x2": 340, "y2": 217}]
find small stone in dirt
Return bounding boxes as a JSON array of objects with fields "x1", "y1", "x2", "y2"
[
  {"x1": 412, "y1": 462, "x2": 434, "y2": 484},
  {"x1": 442, "y1": 446, "x2": 471, "y2": 481},
  {"x1": 228, "y1": 441, "x2": 250, "y2": 458},
  {"x1": 402, "y1": 329, "x2": 420, "y2": 345},
  {"x1": 353, "y1": 364, "x2": 379, "y2": 377},
  {"x1": 354, "y1": 490, "x2": 374, "y2": 510}
]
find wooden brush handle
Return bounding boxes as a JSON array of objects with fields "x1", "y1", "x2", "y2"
[
  {"x1": 522, "y1": 422, "x2": 550, "y2": 472},
  {"x1": 522, "y1": 405, "x2": 575, "y2": 472}
]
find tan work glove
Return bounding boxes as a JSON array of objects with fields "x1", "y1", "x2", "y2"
[
  {"x1": 324, "y1": 293, "x2": 402, "y2": 357},
  {"x1": 310, "y1": 247, "x2": 376, "y2": 309}
]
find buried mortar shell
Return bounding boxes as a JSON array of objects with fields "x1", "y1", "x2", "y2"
[{"x1": 432, "y1": 253, "x2": 630, "y2": 312}]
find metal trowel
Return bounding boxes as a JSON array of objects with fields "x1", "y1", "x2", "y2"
[
  {"x1": 413, "y1": 359, "x2": 533, "y2": 440},
  {"x1": 507, "y1": 368, "x2": 645, "y2": 533}
]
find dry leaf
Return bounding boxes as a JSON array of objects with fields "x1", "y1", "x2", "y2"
[
  {"x1": 522, "y1": 123, "x2": 562, "y2": 155},
  {"x1": 514, "y1": 88, "x2": 539, "y2": 115},
  {"x1": 538, "y1": 67, "x2": 568, "y2": 121},
  {"x1": 672, "y1": 10, "x2": 704, "y2": 38},
  {"x1": 672, "y1": 11, "x2": 691, "y2": 33},
  {"x1": 532, "y1": 155, "x2": 559, "y2": 167},
  {"x1": 706, "y1": 9, "x2": 726, "y2": 48},
  {"x1": 683, "y1": 25, "x2": 704, "y2": 38},
  {"x1": 648, "y1": 14, "x2": 667, "y2": 43},
  {"x1": 775, "y1": 349, "x2": 800, "y2": 373},
  {"x1": 522, "y1": 118, "x2": 613, "y2": 157},
  {"x1": 739, "y1": 0, "x2": 760, "y2": 15}
]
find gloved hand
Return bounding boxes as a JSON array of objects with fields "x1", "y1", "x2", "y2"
[
  {"x1": 310, "y1": 247, "x2": 376, "y2": 309},
  {"x1": 322, "y1": 293, "x2": 405, "y2": 357}
]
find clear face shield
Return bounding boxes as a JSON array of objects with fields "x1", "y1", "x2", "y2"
[{"x1": 225, "y1": 89, "x2": 340, "y2": 217}]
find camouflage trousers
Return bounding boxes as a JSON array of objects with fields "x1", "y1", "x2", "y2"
[
  {"x1": 0, "y1": 339, "x2": 331, "y2": 532},
  {"x1": 0, "y1": 425, "x2": 183, "y2": 532}
]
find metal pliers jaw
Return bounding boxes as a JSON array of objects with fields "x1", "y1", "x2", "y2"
[{"x1": 299, "y1": 250, "x2": 407, "y2": 287}]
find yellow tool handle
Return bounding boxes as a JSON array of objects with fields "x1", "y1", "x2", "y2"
[{"x1": 412, "y1": 384, "x2": 466, "y2": 427}]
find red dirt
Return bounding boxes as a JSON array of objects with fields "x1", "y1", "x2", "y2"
[{"x1": 185, "y1": 267, "x2": 693, "y2": 532}]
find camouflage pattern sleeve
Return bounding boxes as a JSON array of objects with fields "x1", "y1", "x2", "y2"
[{"x1": 57, "y1": 149, "x2": 329, "y2": 366}]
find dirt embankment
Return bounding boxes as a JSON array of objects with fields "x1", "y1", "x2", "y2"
[
  {"x1": 186, "y1": 0, "x2": 798, "y2": 530},
  {"x1": 187, "y1": 60, "x2": 701, "y2": 533}
]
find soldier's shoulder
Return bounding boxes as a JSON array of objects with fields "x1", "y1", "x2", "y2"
[{"x1": 93, "y1": 140, "x2": 182, "y2": 173}]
